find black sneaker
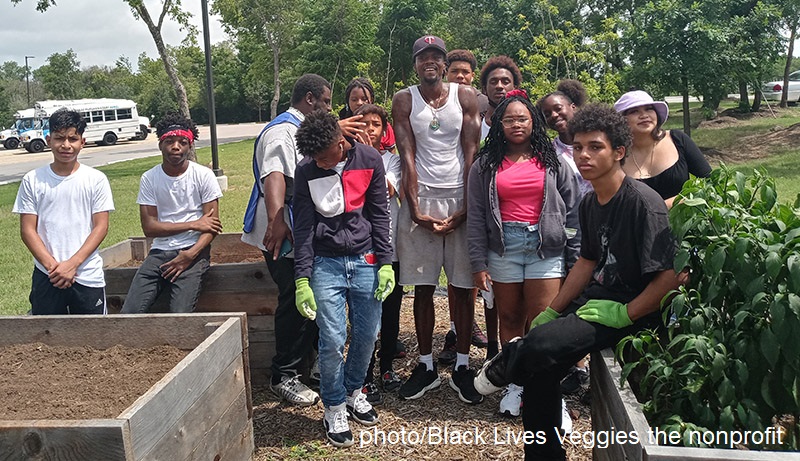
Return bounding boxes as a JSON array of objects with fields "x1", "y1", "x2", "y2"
[
  {"x1": 474, "y1": 337, "x2": 520, "y2": 395},
  {"x1": 560, "y1": 366, "x2": 590, "y2": 395},
  {"x1": 382, "y1": 370, "x2": 402, "y2": 392},
  {"x1": 346, "y1": 389, "x2": 379, "y2": 426},
  {"x1": 398, "y1": 362, "x2": 441, "y2": 400},
  {"x1": 439, "y1": 330, "x2": 457, "y2": 365},
  {"x1": 362, "y1": 382, "x2": 384, "y2": 406},
  {"x1": 449, "y1": 365, "x2": 485, "y2": 404},
  {"x1": 323, "y1": 404, "x2": 353, "y2": 448}
]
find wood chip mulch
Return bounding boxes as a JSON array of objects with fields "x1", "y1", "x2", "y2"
[{"x1": 251, "y1": 294, "x2": 593, "y2": 460}]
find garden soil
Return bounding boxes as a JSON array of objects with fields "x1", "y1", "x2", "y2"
[{"x1": 0, "y1": 343, "x2": 187, "y2": 420}]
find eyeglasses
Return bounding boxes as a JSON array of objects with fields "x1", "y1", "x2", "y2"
[{"x1": 500, "y1": 117, "x2": 532, "y2": 127}]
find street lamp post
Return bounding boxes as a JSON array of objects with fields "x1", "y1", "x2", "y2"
[
  {"x1": 200, "y1": 0, "x2": 227, "y2": 190},
  {"x1": 25, "y1": 56, "x2": 34, "y2": 106}
]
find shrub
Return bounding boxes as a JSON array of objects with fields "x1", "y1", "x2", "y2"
[{"x1": 617, "y1": 165, "x2": 800, "y2": 450}]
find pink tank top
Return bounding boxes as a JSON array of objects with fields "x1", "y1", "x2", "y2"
[{"x1": 497, "y1": 157, "x2": 545, "y2": 224}]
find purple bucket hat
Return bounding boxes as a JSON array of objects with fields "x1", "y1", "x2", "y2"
[{"x1": 613, "y1": 90, "x2": 669, "y2": 126}]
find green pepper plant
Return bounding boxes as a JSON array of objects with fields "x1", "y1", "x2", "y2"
[{"x1": 617, "y1": 165, "x2": 800, "y2": 450}]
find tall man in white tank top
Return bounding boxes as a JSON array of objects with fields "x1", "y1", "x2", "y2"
[{"x1": 393, "y1": 35, "x2": 483, "y2": 404}]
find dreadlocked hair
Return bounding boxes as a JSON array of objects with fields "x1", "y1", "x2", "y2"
[{"x1": 477, "y1": 95, "x2": 558, "y2": 175}]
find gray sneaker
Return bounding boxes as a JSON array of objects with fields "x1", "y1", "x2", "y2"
[{"x1": 271, "y1": 375, "x2": 320, "y2": 406}]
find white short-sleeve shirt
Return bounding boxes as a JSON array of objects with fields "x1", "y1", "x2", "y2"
[
  {"x1": 137, "y1": 161, "x2": 223, "y2": 250},
  {"x1": 13, "y1": 163, "x2": 115, "y2": 287}
]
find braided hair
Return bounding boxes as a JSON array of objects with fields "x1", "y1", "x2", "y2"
[
  {"x1": 339, "y1": 77, "x2": 375, "y2": 118},
  {"x1": 477, "y1": 94, "x2": 559, "y2": 174}
]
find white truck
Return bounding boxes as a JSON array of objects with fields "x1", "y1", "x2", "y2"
[{"x1": 0, "y1": 109, "x2": 37, "y2": 150}]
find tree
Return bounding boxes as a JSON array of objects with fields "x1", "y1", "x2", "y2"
[
  {"x1": 33, "y1": 49, "x2": 82, "y2": 99},
  {"x1": 214, "y1": 0, "x2": 305, "y2": 120},
  {"x1": 780, "y1": 1, "x2": 800, "y2": 107},
  {"x1": 13, "y1": 0, "x2": 195, "y2": 118},
  {"x1": 295, "y1": 0, "x2": 382, "y2": 104}
]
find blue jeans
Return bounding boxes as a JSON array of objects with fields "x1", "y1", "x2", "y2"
[{"x1": 312, "y1": 253, "x2": 382, "y2": 407}]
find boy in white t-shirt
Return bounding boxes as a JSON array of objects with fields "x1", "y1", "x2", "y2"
[
  {"x1": 121, "y1": 113, "x2": 223, "y2": 313},
  {"x1": 13, "y1": 109, "x2": 115, "y2": 314}
]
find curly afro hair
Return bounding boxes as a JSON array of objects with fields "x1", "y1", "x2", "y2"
[
  {"x1": 537, "y1": 79, "x2": 587, "y2": 110},
  {"x1": 479, "y1": 56, "x2": 522, "y2": 92},
  {"x1": 568, "y1": 104, "x2": 631, "y2": 164},
  {"x1": 295, "y1": 109, "x2": 342, "y2": 158},
  {"x1": 446, "y1": 49, "x2": 478, "y2": 72},
  {"x1": 156, "y1": 112, "x2": 199, "y2": 140}
]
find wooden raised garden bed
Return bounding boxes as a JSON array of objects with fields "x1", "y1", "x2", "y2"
[
  {"x1": 101, "y1": 233, "x2": 278, "y2": 386},
  {"x1": 0, "y1": 313, "x2": 254, "y2": 461},
  {"x1": 591, "y1": 348, "x2": 800, "y2": 460}
]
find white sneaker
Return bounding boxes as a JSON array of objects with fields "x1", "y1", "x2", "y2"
[
  {"x1": 270, "y1": 375, "x2": 320, "y2": 407},
  {"x1": 346, "y1": 388, "x2": 379, "y2": 426},
  {"x1": 323, "y1": 403, "x2": 353, "y2": 447},
  {"x1": 561, "y1": 399, "x2": 573, "y2": 434},
  {"x1": 498, "y1": 383, "x2": 523, "y2": 417}
]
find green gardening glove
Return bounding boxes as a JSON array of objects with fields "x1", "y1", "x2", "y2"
[
  {"x1": 375, "y1": 264, "x2": 395, "y2": 301},
  {"x1": 295, "y1": 278, "x2": 317, "y2": 320},
  {"x1": 576, "y1": 299, "x2": 633, "y2": 329},
  {"x1": 530, "y1": 306, "x2": 559, "y2": 329}
]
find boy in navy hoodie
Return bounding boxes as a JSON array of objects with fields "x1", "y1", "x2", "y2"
[{"x1": 292, "y1": 110, "x2": 394, "y2": 448}]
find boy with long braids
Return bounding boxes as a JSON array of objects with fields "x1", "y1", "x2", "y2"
[{"x1": 122, "y1": 112, "x2": 223, "y2": 314}]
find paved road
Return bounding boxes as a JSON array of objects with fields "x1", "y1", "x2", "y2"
[{"x1": 0, "y1": 123, "x2": 264, "y2": 185}]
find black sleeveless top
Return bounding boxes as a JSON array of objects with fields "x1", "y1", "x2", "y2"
[{"x1": 639, "y1": 130, "x2": 712, "y2": 199}]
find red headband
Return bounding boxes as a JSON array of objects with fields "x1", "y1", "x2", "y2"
[
  {"x1": 505, "y1": 88, "x2": 529, "y2": 100},
  {"x1": 159, "y1": 129, "x2": 195, "y2": 143}
]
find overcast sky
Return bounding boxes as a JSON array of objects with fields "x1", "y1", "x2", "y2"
[{"x1": 0, "y1": 0, "x2": 229, "y2": 72}]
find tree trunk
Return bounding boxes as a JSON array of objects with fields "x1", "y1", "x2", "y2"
[
  {"x1": 131, "y1": 2, "x2": 193, "y2": 160},
  {"x1": 781, "y1": 19, "x2": 797, "y2": 108},
  {"x1": 682, "y1": 75, "x2": 691, "y2": 136},
  {"x1": 751, "y1": 84, "x2": 762, "y2": 112},
  {"x1": 738, "y1": 80, "x2": 750, "y2": 111},
  {"x1": 131, "y1": 2, "x2": 190, "y2": 119},
  {"x1": 270, "y1": 43, "x2": 280, "y2": 121}
]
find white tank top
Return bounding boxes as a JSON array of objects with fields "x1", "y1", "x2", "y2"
[{"x1": 409, "y1": 83, "x2": 464, "y2": 188}]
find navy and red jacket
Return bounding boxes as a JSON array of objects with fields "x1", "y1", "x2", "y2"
[{"x1": 293, "y1": 142, "x2": 392, "y2": 280}]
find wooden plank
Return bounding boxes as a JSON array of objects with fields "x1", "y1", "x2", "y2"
[
  {"x1": 142, "y1": 360, "x2": 247, "y2": 460},
  {"x1": 186, "y1": 391, "x2": 252, "y2": 461},
  {"x1": 215, "y1": 423, "x2": 255, "y2": 461},
  {"x1": 119, "y1": 317, "x2": 244, "y2": 458},
  {"x1": 101, "y1": 239, "x2": 136, "y2": 268},
  {"x1": 0, "y1": 420, "x2": 131, "y2": 461},
  {"x1": 643, "y1": 445, "x2": 800, "y2": 461},
  {"x1": 249, "y1": 367, "x2": 271, "y2": 387},
  {"x1": 0, "y1": 314, "x2": 247, "y2": 350}
]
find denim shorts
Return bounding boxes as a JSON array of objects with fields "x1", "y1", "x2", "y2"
[{"x1": 488, "y1": 222, "x2": 565, "y2": 283}]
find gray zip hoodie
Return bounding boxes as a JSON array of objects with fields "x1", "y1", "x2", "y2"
[{"x1": 467, "y1": 155, "x2": 581, "y2": 275}]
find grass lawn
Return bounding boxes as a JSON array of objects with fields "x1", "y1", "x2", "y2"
[{"x1": 1, "y1": 106, "x2": 799, "y2": 315}]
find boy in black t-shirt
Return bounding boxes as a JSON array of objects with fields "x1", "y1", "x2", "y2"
[{"x1": 474, "y1": 104, "x2": 682, "y2": 461}]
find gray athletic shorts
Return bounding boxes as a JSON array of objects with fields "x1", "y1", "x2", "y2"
[{"x1": 397, "y1": 184, "x2": 473, "y2": 289}]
